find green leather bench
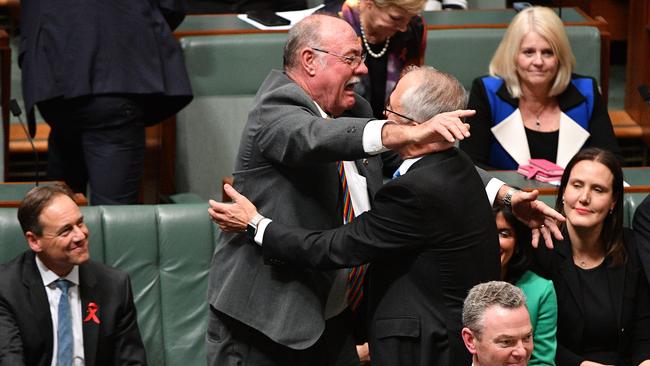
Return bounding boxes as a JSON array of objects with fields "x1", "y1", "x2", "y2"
[
  {"x1": 424, "y1": 25, "x2": 602, "y2": 91},
  {"x1": 0, "y1": 203, "x2": 217, "y2": 366},
  {"x1": 176, "y1": 33, "x2": 286, "y2": 201}
]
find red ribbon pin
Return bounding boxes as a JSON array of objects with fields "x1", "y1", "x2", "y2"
[{"x1": 84, "y1": 302, "x2": 101, "y2": 324}]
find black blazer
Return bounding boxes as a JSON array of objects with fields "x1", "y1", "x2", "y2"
[
  {"x1": 0, "y1": 251, "x2": 147, "y2": 366},
  {"x1": 531, "y1": 230, "x2": 650, "y2": 366},
  {"x1": 263, "y1": 148, "x2": 501, "y2": 366},
  {"x1": 20, "y1": 0, "x2": 192, "y2": 127}
]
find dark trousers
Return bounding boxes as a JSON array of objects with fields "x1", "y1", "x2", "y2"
[
  {"x1": 37, "y1": 95, "x2": 146, "y2": 205},
  {"x1": 207, "y1": 306, "x2": 361, "y2": 366}
]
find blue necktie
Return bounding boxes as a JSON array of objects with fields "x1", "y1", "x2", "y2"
[
  {"x1": 392, "y1": 169, "x2": 402, "y2": 179},
  {"x1": 55, "y1": 279, "x2": 73, "y2": 366}
]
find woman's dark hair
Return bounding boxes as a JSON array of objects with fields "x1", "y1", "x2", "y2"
[
  {"x1": 554, "y1": 147, "x2": 626, "y2": 266},
  {"x1": 494, "y1": 206, "x2": 532, "y2": 284}
]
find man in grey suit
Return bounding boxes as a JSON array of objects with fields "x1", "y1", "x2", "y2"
[{"x1": 206, "y1": 14, "x2": 562, "y2": 366}]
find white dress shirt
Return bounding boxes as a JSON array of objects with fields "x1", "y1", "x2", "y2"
[{"x1": 36, "y1": 256, "x2": 85, "y2": 366}]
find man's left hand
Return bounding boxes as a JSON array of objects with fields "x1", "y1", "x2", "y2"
[
  {"x1": 208, "y1": 184, "x2": 258, "y2": 232},
  {"x1": 510, "y1": 189, "x2": 565, "y2": 249}
]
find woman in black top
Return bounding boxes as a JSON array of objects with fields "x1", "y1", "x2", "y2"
[{"x1": 531, "y1": 148, "x2": 650, "y2": 366}]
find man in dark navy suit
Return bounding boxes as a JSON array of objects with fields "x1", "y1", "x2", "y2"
[
  {"x1": 0, "y1": 183, "x2": 146, "y2": 365},
  {"x1": 20, "y1": 0, "x2": 193, "y2": 204}
]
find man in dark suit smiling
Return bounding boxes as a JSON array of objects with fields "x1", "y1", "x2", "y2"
[{"x1": 0, "y1": 184, "x2": 146, "y2": 365}]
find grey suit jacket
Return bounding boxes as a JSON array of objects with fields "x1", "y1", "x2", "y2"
[
  {"x1": 207, "y1": 70, "x2": 384, "y2": 350},
  {"x1": 0, "y1": 251, "x2": 147, "y2": 366}
]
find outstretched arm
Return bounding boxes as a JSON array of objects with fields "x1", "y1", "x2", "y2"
[
  {"x1": 495, "y1": 186, "x2": 565, "y2": 249},
  {"x1": 383, "y1": 110, "x2": 475, "y2": 159}
]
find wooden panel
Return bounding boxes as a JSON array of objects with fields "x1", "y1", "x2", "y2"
[
  {"x1": 0, "y1": 29, "x2": 9, "y2": 180},
  {"x1": 589, "y1": 0, "x2": 629, "y2": 41},
  {"x1": 625, "y1": 0, "x2": 650, "y2": 146}
]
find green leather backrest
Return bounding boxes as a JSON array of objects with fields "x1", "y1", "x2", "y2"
[
  {"x1": 177, "y1": 33, "x2": 287, "y2": 200},
  {"x1": 0, "y1": 204, "x2": 217, "y2": 366},
  {"x1": 180, "y1": 33, "x2": 287, "y2": 97},
  {"x1": 424, "y1": 26, "x2": 601, "y2": 91}
]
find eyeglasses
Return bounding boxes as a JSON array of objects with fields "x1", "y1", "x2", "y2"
[
  {"x1": 383, "y1": 107, "x2": 416, "y2": 122},
  {"x1": 312, "y1": 48, "x2": 367, "y2": 69}
]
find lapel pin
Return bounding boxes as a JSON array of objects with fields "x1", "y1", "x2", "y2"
[{"x1": 84, "y1": 302, "x2": 101, "y2": 324}]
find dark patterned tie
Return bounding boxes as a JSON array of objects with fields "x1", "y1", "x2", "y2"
[
  {"x1": 55, "y1": 279, "x2": 73, "y2": 366},
  {"x1": 337, "y1": 161, "x2": 366, "y2": 311}
]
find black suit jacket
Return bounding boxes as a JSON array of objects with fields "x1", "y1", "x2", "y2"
[
  {"x1": 532, "y1": 231, "x2": 650, "y2": 366},
  {"x1": 0, "y1": 251, "x2": 147, "y2": 366},
  {"x1": 20, "y1": 0, "x2": 192, "y2": 127},
  {"x1": 263, "y1": 148, "x2": 501, "y2": 366}
]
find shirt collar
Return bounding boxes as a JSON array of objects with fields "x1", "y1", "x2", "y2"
[
  {"x1": 35, "y1": 255, "x2": 80, "y2": 287},
  {"x1": 314, "y1": 101, "x2": 329, "y2": 118},
  {"x1": 395, "y1": 156, "x2": 424, "y2": 177}
]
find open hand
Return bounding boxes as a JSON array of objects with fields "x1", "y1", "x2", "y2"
[
  {"x1": 208, "y1": 184, "x2": 258, "y2": 232},
  {"x1": 511, "y1": 189, "x2": 565, "y2": 249}
]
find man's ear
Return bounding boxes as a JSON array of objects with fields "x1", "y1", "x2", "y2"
[
  {"x1": 461, "y1": 327, "x2": 478, "y2": 354},
  {"x1": 26, "y1": 232, "x2": 43, "y2": 253},
  {"x1": 300, "y1": 47, "x2": 318, "y2": 76}
]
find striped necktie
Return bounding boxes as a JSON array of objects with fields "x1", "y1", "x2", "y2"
[
  {"x1": 55, "y1": 279, "x2": 73, "y2": 366},
  {"x1": 337, "y1": 161, "x2": 366, "y2": 311}
]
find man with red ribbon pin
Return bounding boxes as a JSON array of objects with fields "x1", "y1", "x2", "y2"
[{"x1": 0, "y1": 183, "x2": 147, "y2": 365}]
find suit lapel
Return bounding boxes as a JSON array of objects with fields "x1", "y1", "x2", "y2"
[
  {"x1": 490, "y1": 109, "x2": 531, "y2": 166},
  {"x1": 79, "y1": 264, "x2": 99, "y2": 366},
  {"x1": 556, "y1": 113, "x2": 590, "y2": 167},
  {"x1": 556, "y1": 242, "x2": 586, "y2": 315},
  {"x1": 23, "y1": 253, "x2": 55, "y2": 362},
  {"x1": 355, "y1": 157, "x2": 382, "y2": 200}
]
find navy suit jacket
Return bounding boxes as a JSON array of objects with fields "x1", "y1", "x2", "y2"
[
  {"x1": 0, "y1": 251, "x2": 147, "y2": 366},
  {"x1": 20, "y1": 0, "x2": 192, "y2": 128},
  {"x1": 262, "y1": 148, "x2": 501, "y2": 366}
]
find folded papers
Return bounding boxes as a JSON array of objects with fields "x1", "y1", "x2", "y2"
[{"x1": 517, "y1": 159, "x2": 564, "y2": 183}]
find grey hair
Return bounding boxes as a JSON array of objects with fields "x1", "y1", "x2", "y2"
[
  {"x1": 399, "y1": 65, "x2": 468, "y2": 122},
  {"x1": 283, "y1": 14, "x2": 338, "y2": 70},
  {"x1": 462, "y1": 281, "x2": 527, "y2": 338}
]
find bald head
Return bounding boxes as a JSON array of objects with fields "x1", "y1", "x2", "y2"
[{"x1": 283, "y1": 14, "x2": 352, "y2": 71}]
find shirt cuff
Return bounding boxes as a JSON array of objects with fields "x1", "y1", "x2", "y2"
[
  {"x1": 254, "y1": 218, "x2": 272, "y2": 246},
  {"x1": 485, "y1": 178, "x2": 505, "y2": 207},
  {"x1": 362, "y1": 120, "x2": 389, "y2": 155}
]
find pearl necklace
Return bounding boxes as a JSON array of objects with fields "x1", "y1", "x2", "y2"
[{"x1": 359, "y1": 21, "x2": 390, "y2": 58}]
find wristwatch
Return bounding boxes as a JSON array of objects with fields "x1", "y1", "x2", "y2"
[
  {"x1": 502, "y1": 187, "x2": 519, "y2": 209},
  {"x1": 246, "y1": 213, "x2": 265, "y2": 242}
]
